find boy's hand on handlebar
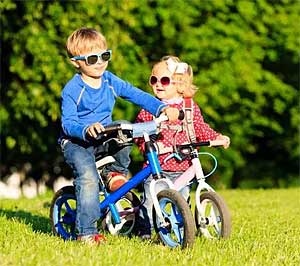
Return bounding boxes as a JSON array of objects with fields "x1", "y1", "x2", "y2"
[
  {"x1": 162, "y1": 107, "x2": 180, "y2": 122},
  {"x1": 215, "y1": 134, "x2": 230, "y2": 149},
  {"x1": 86, "y1": 122, "x2": 105, "y2": 138}
]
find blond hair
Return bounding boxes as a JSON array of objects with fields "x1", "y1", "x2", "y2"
[
  {"x1": 66, "y1": 27, "x2": 107, "y2": 57},
  {"x1": 158, "y1": 55, "x2": 198, "y2": 98}
]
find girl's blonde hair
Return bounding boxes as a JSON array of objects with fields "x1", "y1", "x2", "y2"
[
  {"x1": 158, "y1": 55, "x2": 198, "y2": 98},
  {"x1": 66, "y1": 27, "x2": 107, "y2": 57}
]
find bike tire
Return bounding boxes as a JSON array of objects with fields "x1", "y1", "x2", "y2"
[
  {"x1": 50, "y1": 186, "x2": 77, "y2": 240},
  {"x1": 153, "y1": 189, "x2": 195, "y2": 249},
  {"x1": 195, "y1": 191, "x2": 231, "y2": 239},
  {"x1": 101, "y1": 191, "x2": 141, "y2": 236}
]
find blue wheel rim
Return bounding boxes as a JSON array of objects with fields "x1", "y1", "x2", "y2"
[
  {"x1": 156, "y1": 198, "x2": 184, "y2": 248},
  {"x1": 52, "y1": 193, "x2": 77, "y2": 240}
]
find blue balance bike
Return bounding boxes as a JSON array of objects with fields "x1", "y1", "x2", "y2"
[{"x1": 50, "y1": 113, "x2": 195, "y2": 249}]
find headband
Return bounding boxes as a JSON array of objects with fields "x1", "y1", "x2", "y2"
[{"x1": 166, "y1": 58, "x2": 189, "y2": 74}]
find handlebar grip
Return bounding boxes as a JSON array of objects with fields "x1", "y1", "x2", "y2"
[
  {"x1": 209, "y1": 140, "x2": 225, "y2": 147},
  {"x1": 103, "y1": 124, "x2": 122, "y2": 132},
  {"x1": 95, "y1": 124, "x2": 122, "y2": 140}
]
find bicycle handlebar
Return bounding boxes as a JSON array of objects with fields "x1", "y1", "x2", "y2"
[
  {"x1": 96, "y1": 110, "x2": 184, "y2": 140},
  {"x1": 176, "y1": 139, "x2": 225, "y2": 150}
]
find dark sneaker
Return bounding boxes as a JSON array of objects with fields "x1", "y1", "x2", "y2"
[
  {"x1": 139, "y1": 233, "x2": 151, "y2": 241},
  {"x1": 77, "y1": 234, "x2": 106, "y2": 245},
  {"x1": 136, "y1": 230, "x2": 152, "y2": 241},
  {"x1": 107, "y1": 172, "x2": 127, "y2": 192}
]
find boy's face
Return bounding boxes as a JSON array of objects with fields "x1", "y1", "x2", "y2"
[
  {"x1": 150, "y1": 63, "x2": 181, "y2": 100},
  {"x1": 71, "y1": 48, "x2": 109, "y2": 79}
]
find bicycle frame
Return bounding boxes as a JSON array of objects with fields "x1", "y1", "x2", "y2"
[
  {"x1": 172, "y1": 150, "x2": 215, "y2": 192},
  {"x1": 99, "y1": 164, "x2": 151, "y2": 223},
  {"x1": 166, "y1": 141, "x2": 225, "y2": 221}
]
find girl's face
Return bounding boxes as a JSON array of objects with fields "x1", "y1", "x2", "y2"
[{"x1": 150, "y1": 63, "x2": 181, "y2": 100}]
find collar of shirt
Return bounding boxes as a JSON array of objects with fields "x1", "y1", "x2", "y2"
[{"x1": 162, "y1": 97, "x2": 183, "y2": 105}]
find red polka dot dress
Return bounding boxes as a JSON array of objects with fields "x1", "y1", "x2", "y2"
[{"x1": 135, "y1": 98, "x2": 220, "y2": 172}]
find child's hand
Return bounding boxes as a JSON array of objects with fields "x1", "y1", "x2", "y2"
[
  {"x1": 162, "y1": 107, "x2": 180, "y2": 122},
  {"x1": 86, "y1": 122, "x2": 105, "y2": 138},
  {"x1": 216, "y1": 135, "x2": 230, "y2": 149}
]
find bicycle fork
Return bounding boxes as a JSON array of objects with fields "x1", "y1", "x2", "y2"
[
  {"x1": 149, "y1": 178, "x2": 174, "y2": 228},
  {"x1": 191, "y1": 153, "x2": 216, "y2": 227},
  {"x1": 144, "y1": 133, "x2": 171, "y2": 228}
]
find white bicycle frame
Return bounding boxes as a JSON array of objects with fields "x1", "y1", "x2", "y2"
[
  {"x1": 153, "y1": 139, "x2": 225, "y2": 229},
  {"x1": 149, "y1": 148, "x2": 215, "y2": 228}
]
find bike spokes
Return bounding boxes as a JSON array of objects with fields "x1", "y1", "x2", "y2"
[
  {"x1": 153, "y1": 189, "x2": 195, "y2": 249},
  {"x1": 195, "y1": 191, "x2": 231, "y2": 239},
  {"x1": 50, "y1": 186, "x2": 77, "y2": 240}
]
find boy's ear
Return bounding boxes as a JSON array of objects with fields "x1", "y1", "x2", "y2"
[{"x1": 70, "y1": 58, "x2": 80, "y2": 68}]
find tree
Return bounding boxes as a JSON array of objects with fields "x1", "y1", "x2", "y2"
[{"x1": 1, "y1": 0, "x2": 299, "y2": 188}]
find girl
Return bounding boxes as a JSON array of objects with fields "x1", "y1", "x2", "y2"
[{"x1": 135, "y1": 56, "x2": 230, "y2": 239}]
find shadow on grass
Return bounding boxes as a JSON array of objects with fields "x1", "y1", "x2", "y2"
[{"x1": 0, "y1": 208, "x2": 51, "y2": 234}]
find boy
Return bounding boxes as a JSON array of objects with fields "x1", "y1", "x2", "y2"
[{"x1": 59, "y1": 28, "x2": 179, "y2": 244}]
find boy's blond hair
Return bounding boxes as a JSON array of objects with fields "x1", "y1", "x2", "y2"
[
  {"x1": 66, "y1": 27, "x2": 107, "y2": 57},
  {"x1": 158, "y1": 55, "x2": 198, "y2": 98}
]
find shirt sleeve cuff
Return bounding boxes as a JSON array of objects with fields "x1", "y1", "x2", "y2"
[{"x1": 82, "y1": 125, "x2": 89, "y2": 141}]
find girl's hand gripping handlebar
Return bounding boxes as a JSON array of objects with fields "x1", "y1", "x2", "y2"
[{"x1": 209, "y1": 135, "x2": 230, "y2": 149}]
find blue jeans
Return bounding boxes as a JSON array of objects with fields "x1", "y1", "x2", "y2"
[
  {"x1": 137, "y1": 171, "x2": 190, "y2": 235},
  {"x1": 62, "y1": 123, "x2": 131, "y2": 236}
]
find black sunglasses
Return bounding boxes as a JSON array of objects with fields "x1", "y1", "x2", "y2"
[{"x1": 72, "y1": 50, "x2": 112, "y2": 65}]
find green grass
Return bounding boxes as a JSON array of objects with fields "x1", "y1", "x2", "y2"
[{"x1": 0, "y1": 188, "x2": 299, "y2": 266}]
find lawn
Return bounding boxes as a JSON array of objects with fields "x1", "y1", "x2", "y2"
[{"x1": 0, "y1": 188, "x2": 299, "y2": 266}]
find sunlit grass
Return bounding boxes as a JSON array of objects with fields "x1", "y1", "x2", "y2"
[{"x1": 0, "y1": 188, "x2": 299, "y2": 266}]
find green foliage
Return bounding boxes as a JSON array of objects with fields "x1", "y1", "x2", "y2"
[
  {"x1": 0, "y1": 189, "x2": 300, "y2": 265},
  {"x1": 1, "y1": 0, "x2": 299, "y2": 187}
]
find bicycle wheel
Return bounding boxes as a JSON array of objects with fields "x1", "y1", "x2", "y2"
[
  {"x1": 195, "y1": 191, "x2": 231, "y2": 239},
  {"x1": 101, "y1": 191, "x2": 141, "y2": 236},
  {"x1": 153, "y1": 189, "x2": 195, "y2": 249},
  {"x1": 50, "y1": 186, "x2": 77, "y2": 240}
]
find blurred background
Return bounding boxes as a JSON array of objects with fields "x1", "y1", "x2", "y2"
[{"x1": 1, "y1": 0, "x2": 299, "y2": 198}]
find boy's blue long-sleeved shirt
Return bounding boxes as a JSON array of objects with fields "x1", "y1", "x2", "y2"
[{"x1": 60, "y1": 71, "x2": 166, "y2": 141}]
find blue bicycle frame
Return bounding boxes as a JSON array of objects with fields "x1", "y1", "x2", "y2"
[
  {"x1": 99, "y1": 121, "x2": 162, "y2": 224},
  {"x1": 100, "y1": 166, "x2": 152, "y2": 223}
]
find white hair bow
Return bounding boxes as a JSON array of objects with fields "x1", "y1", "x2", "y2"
[{"x1": 166, "y1": 58, "x2": 188, "y2": 74}]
